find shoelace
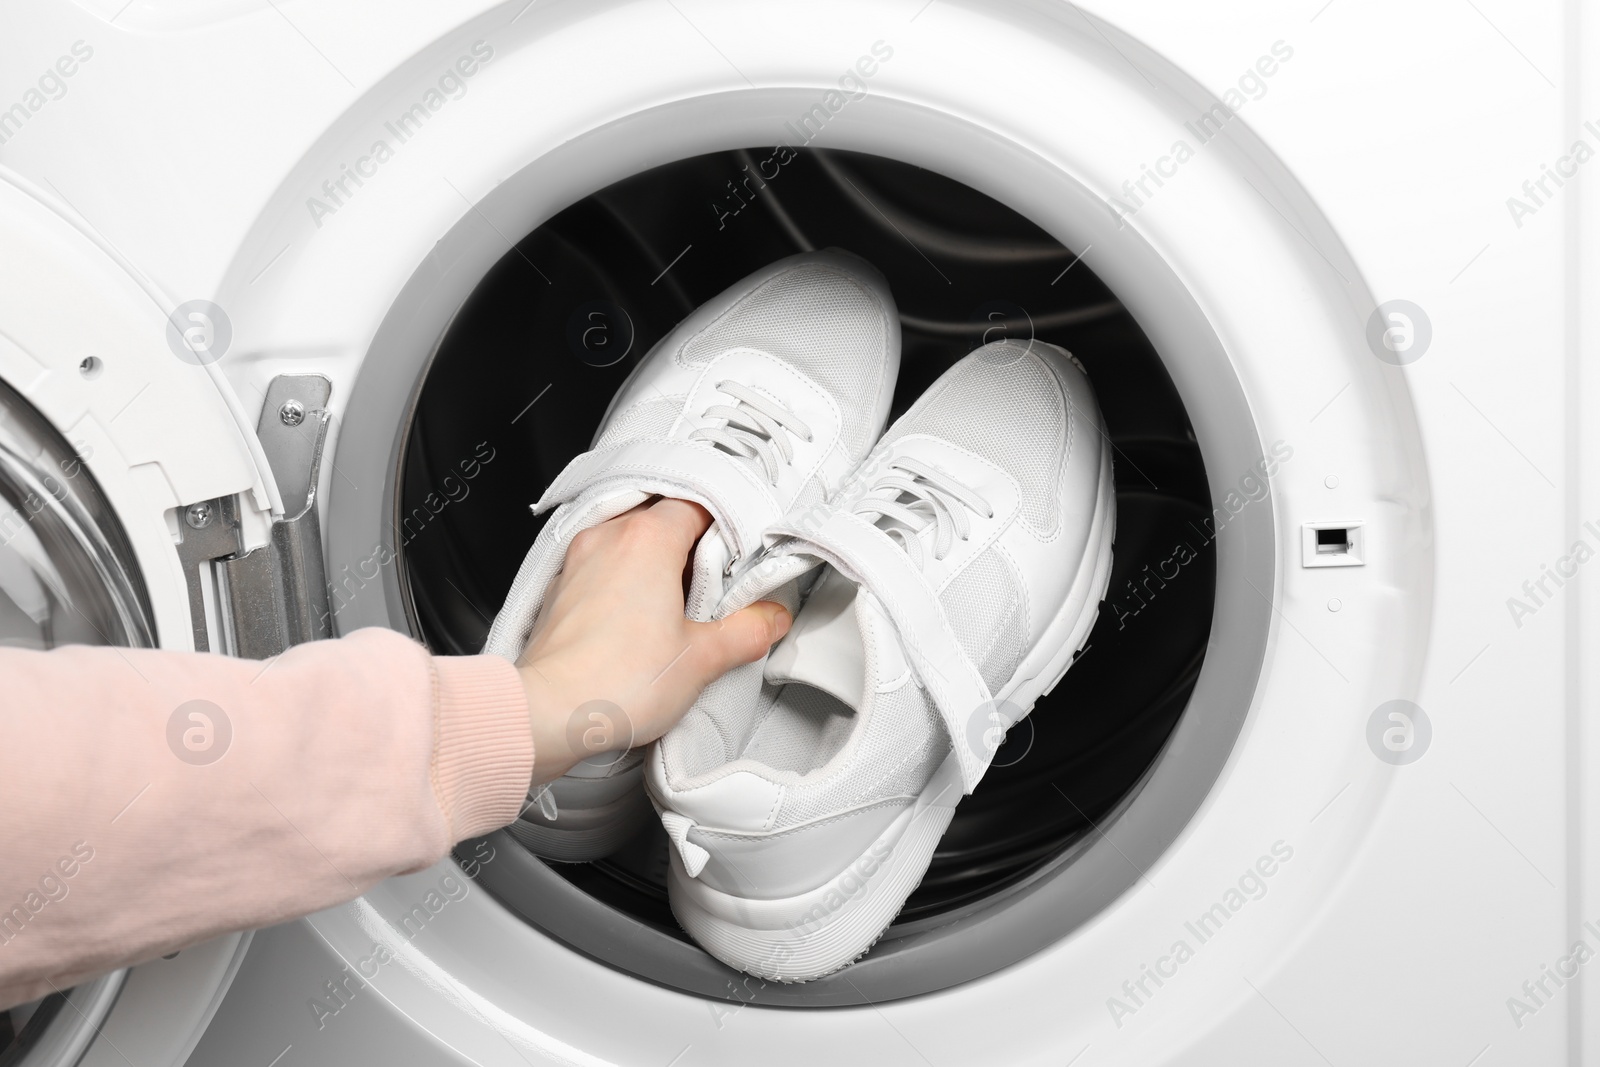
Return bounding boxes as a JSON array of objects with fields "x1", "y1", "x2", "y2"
[
  {"x1": 851, "y1": 455, "x2": 993, "y2": 568},
  {"x1": 688, "y1": 380, "x2": 813, "y2": 486}
]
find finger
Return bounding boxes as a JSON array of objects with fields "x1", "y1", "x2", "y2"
[
  {"x1": 644, "y1": 497, "x2": 715, "y2": 557},
  {"x1": 686, "y1": 601, "x2": 793, "y2": 680}
]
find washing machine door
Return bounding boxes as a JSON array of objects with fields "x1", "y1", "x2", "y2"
[{"x1": 0, "y1": 172, "x2": 284, "y2": 1067}]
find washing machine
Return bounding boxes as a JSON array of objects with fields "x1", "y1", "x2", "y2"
[{"x1": 0, "y1": 0, "x2": 1591, "y2": 1063}]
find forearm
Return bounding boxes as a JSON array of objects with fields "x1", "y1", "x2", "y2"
[{"x1": 0, "y1": 628, "x2": 531, "y2": 1009}]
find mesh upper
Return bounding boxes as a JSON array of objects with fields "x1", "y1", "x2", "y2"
[
  {"x1": 679, "y1": 263, "x2": 892, "y2": 459},
  {"x1": 591, "y1": 395, "x2": 682, "y2": 451},
  {"x1": 773, "y1": 684, "x2": 948, "y2": 828},
  {"x1": 939, "y1": 546, "x2": 1028, "y2": 692},
  {"x1": 664, "y1": 660, "x2": 770, "y2": 777},
  {"x1": 882, "y1": 340, "x2": 1069, "y2": 536},
  {"x1": 742, "y1": 685, "x2": 858, "y2": 774}
]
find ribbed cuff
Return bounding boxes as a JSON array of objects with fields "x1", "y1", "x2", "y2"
[{"x1": 431, "y1": 654, "x2": 534, "y2": 841}]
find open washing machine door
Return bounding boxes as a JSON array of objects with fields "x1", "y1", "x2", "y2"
[
  {"x1": 4, "y1": 0, "x2": 1582, "y2": 1063},
  {"x1": 0, "y1": 173, "x2": 327, "y2": 1067}
]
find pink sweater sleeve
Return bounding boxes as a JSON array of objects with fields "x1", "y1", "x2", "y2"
[{"x1": 0, "y1": 628, "x2": 531, "y2": 1009}]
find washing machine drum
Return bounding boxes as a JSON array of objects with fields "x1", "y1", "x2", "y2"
[{"x1": 398, "y1": 147, "x2": 1215, "y2": 1003}]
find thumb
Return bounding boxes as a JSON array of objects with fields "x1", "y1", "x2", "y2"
[{"x1": 689, "y1": 601, "x2": 793, "y2": 681}]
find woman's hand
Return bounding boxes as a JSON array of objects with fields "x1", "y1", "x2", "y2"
[{"x1": 515, "y1": 497, "x2": 790, "y2": 784}]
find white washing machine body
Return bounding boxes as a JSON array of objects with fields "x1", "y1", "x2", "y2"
[{"x1": 0, "y1": 1, "x2": 1591, "y2": 1065}]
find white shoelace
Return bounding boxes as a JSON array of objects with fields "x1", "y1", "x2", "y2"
[
  {"x1": 851, "y1": 455, "x2": 993, "y2": 568},
  {"x1": 689, "y1": 380, "x2": 813, "y2": 486}
]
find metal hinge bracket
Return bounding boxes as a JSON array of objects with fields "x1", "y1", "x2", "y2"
[{"x1": 175, "y1": 375, "x2": 334, "y2": 657}]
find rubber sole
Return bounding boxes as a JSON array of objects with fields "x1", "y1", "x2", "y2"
[
  {"x1": 666, "y1": 761, "x2": 961, "y2": 983},
  {"x1": 669, "y1": 444, "x2": 1118, "y2": 980}
]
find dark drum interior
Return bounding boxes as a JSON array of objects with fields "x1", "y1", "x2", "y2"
[{"x1": 399, "y1": 147, "x2": 1214, "y2": 946}]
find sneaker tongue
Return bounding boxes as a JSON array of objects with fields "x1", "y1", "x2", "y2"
[{"x1": 763, "y1": 567, "x2": 904, "y2": 713}]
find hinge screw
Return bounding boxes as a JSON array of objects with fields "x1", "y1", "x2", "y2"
[
  {"x1": 279, "y1": 399, "x2": 306, "y2": 426},
  {"x1": 185, "y1": 502, "x2": 213, "y2": 529}
]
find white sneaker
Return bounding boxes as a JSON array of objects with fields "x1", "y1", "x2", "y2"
[
  {"x1": 646, "y1": 339, "x2": 1115, "y2": 980},
  {"x1": 484, "y1": 250, "x2": 901, "y2": 861}
]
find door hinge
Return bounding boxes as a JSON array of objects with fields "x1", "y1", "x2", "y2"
[{"x1": 175, "y1": 374, "x2": 334, "y2": 657}]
